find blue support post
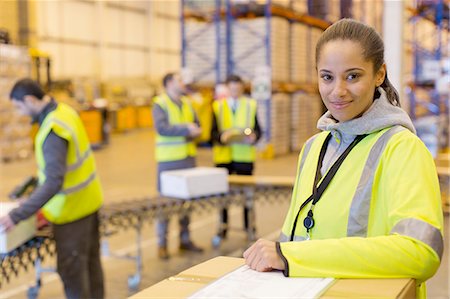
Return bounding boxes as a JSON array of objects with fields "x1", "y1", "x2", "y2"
[
  {"x1": 181, "y1": 0, "x2": 186, "y2": 68},
  {"x1": 215, "y1": 0, "x2": 222, "y2": 83},
  {"x1": 181, "y1": 0, "x2": 223, "y2": 85},
  {"x1": 265, "y1": 0, "x2": 272, "y2": 142},
  {"x1": 226, "y1": 0, "x2": 233, "y2": 77},
  {"x1": 409, "y1": 0, "x2": 447, "y2": 119}
]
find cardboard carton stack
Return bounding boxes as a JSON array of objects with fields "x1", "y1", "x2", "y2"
[
  {"x1": 291, "y1": 22, "x2": 310, "y2": 84},
  {"x1": 257, "y1": 93, "x2": 291, "y2": 156},
  {"x1": 309, "y1": 27, "x2": 323, "y2": 84},
  {"x1": 290, "y1": 92, "x2": 323, "y2": 152},
  {"x1": 0, "y1": 45, "x2": 32, "y2": 162}
]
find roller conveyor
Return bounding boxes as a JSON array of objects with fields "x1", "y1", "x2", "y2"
[{"x1": 1, "y1": 175, "x2": 294, "y2": 295}]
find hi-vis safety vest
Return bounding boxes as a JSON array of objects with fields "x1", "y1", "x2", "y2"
[
  {"x1": 154, "y1": 94, "x2": 196, "y2": 162},
  {"x1": 212, "y1": 97, "x2": 257, "y2": 164},
  {"x1": 278, "y1": 126, "x2": 443, "y2": 299},
  {"x1": 36, "y1": 103, "x2": 103, "y2": 225}
]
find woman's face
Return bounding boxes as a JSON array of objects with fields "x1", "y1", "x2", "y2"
[{"x1": 317, "y1": 39, "x2": 385, "y2": 122}]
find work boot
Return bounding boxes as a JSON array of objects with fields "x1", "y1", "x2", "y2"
[
  {"x1": 158, "y1": 246, "x2": 169, "y2": 260},
  {"x1": 179, "y1": 241, "x2": 204, "y2": 253}
]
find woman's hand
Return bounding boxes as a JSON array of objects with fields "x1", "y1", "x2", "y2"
[{"x1": 243, "y1": 239, "x2": 285, "y2": 272}]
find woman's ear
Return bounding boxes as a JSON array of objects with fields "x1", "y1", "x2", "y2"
[{"x1": 376, "y1": 64, "x2": 387, "y2": 87}]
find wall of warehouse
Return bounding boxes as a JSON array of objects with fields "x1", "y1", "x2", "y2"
[
  {"x1": 33, "y1": 0, "x2": 180, "y2": 82},
  {"x1": 0, "y1": 1, "x2": 19, "y2": 44}
]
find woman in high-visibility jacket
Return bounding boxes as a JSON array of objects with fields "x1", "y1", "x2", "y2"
[{"x1": 243, "y1": 19, "x2": 443, "y2": 298}]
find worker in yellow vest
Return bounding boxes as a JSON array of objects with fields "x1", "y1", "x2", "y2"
[
  {"x1": 0, "y1": 79, "x2": 104, "y2": 299},
  {"x1": 211, "y1": 74, "x2": 262, "y2": 240},
  {"x1": 243, "y1": 19, "x2": 443, "y2": 299},
  {"x1": 153, "y1": 73, "x2": 204, "y2": 259}
]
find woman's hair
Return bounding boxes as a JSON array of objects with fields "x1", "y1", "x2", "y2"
[{"x1": 315, "y1": 18, "x2": 400, "y2": 107}]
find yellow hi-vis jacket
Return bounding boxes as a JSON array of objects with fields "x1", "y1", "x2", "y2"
[
  {"x1": 154, "y1": 93, "x2": 196, "y2": 162},
  {"x1": 36, "y1": 103, "x2": 103, "y2": 224},
  {"x1": 278, "y1": 126, "x2": 443, "y2": 298},
  {"x1": 212, "y1": 97, "x2": 257, "y2": 164}
]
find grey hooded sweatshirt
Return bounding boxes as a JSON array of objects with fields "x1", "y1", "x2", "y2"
[{"x1": 316, "y1": 87, "x2": 416, "y2": 176}]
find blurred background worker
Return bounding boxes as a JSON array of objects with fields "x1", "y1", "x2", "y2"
[
  {"x1": 211, "y1": 74, "x2": 262, "y2": 239},
  {"x1": 0, "y1": 78, "x2": 104, "y2": 299},
  {"x1": 152, "y1": 72, "x2": 204, "y2": 259}
]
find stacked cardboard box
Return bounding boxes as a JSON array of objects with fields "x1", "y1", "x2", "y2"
[
  {"x1": 327, "y1": 0, "x2": 341, "y2": 22},
  {"x1": 309, "y1": 27, "x2": 323, "y2": 84},
  {"x1": 290, "y1": 92, "x2": 323, "y2": 152},
  {"x1": 291, "y1": 23, "x2": 311, "y2": 84},
  {"x1": 352, "y1": 0, "x2": 383, "y2": 33},
  {"x1": 257, "y1": 93, "x2": 291, "y2": 156},
  {"x1": 0, "y1": 45, "x2": 32, "y2": 162},
  {"x1": 291, "y1": 24, "x2": 323, "y2": 84},
  {"x1": 292, "y1": 0, "x2": 308, "y2": 14}
]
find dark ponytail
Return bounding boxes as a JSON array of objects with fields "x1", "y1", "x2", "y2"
[{"x1": 380, "y1": 71, "x2": 401, "y2": 107}]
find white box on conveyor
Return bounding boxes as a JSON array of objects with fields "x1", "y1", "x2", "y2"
[
  {"x1": 160, "y1": 167, "x2": 229, "y2": 200},
  {"x1": 0, "y1": 202, "x2": 37, "y2": 254}
]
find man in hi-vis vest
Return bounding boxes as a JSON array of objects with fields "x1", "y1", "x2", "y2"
[
  {"x1": 0, "y1": 79, "x2": 104, "y2": 299},
  {"x1": 211, "y1": 74, "x2": 262, "y2": 239},
  {"x1": 153, "y1": 73, "x2": 204, "y2": 259}
]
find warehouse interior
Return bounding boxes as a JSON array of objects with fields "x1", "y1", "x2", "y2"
[{"x1": 0, "y1": 0, "x2": 449, "y2": 298}]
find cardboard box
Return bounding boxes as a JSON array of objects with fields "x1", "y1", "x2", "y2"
[
  {"x1": 129, "y1": 256, "x2": 415, "y2": 299},
  {"x1": 161, "y1": 167, "x2": 228, "y2": 200},
  {"x1": 0, "y1": 202, "x2": 37, "y2": 253}
]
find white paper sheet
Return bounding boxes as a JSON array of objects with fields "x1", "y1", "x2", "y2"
[{"x1": 188, "y1": 265, "x2": 334, "y2": 299}]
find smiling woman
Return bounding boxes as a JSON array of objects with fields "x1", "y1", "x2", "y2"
[
  {"x1": 243, "y1": 19, "x2": 443, "y2": 299},
  {"x1": 317, "y1": 39, "x2": 385, "y2": 122}
]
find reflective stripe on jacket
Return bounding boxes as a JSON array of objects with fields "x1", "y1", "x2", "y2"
[
  {"x1": 36, "y1": 103, "x2": 103, "y2": 224},
  {"x1": 212, "y1": 97, "x2": 257, "y2": 164},
  {"x1": 154, "y1": 94, "x2": 197, "y2": 162},
  {"x1": 278, "y1": 126, "x2": 443, "y2": 299}
]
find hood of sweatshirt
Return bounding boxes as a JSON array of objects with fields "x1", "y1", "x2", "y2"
[
  {"x1": 317, "y1": 87, "x2": 416, "y2": 144},
  {"x1": 315, "y1": 87, "x2": 416, "y2": 175}
]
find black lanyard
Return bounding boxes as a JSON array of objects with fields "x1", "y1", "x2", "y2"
[{"x1": 289, "y1": 133, "x2": 368, "y2": 241}]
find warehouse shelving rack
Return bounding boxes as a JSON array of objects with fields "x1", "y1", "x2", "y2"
[
  {"x1": 180, "y1": 0, "x2": 330, "y2": 157},
  {"x1": 223, "y1": 0, "x2": 329, "y2": 156},
  {"x1": 224, "y1": 0, "x2": 329, "y2": 88},
  {"x1": 407, "y1": 0, "x2": 449, "y2": 120},
  {"x1": 406, "y1": 0, "x2": 449, "y2": 157},
  {"x1": 181, "y1": 0, "x2": 225, "y2": 86}
]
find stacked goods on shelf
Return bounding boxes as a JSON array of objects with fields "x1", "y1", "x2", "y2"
[
  {"x1": 292, "y1": 0, "x2": 308, "y2": 14},
  {"x1": 309, "y1": 27, "x2": 323, "y2": 84},
  {"x1": 291, "y1": 22, "x2": 310, "y2": 83},
  {"x1": 0, "y1": 45, "x2": 32, "y2": 162},
  {"x1": 257, "y1": 93, "x2": 291, "y2": 156},
  {"x1": 352, "y1": 0, "x2": 383, "y2": 33},
  {"x1": 326, "y1": 0, "x2": 342, "y2": 22},
  {"x1": 290, "y1": 92, "x2": 323, "y2": 152},
  {"x1": 232, "y1": 17, "x2": 289, "y2": 83},
  {"x1": 290, "y1": 23, "x2": 323, "y2": 85},
  {"x1": 184, "y1": 0, "x2": 216, "y2": 11},
  {"x1": 184, "y1": 20, "x2": 226, "y2": 85}
]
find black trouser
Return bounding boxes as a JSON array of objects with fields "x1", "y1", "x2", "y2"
[
  {"x1": 53, "y1": 211, "x2": 104, "y2": 299},
  {"x1": 216, "y1": 162, "x2": 253, "y2": 236}
]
